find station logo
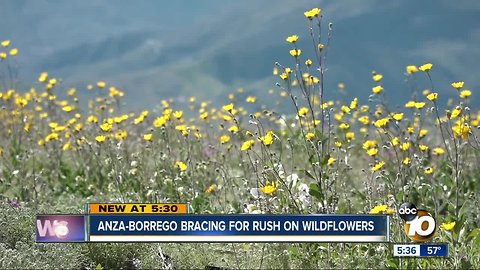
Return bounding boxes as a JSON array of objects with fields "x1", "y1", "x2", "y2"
[{"x1": 398, "y1": 202, "x2": 436, "y2": 242}]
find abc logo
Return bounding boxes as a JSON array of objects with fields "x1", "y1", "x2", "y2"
[{"x1": 399, "y1": 202, "x2": 436, "y2": 242}]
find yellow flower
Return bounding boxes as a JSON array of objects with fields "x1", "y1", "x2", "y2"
[
  {"x1": 153, "y1": 116, "x2": 168, "y2": 127},
  {"x1": 392, "y1": 113, "x2": 404, "y2": 121},
  {"x1": 452, "y1": 122, "x2": 471, "y2": 139},
  {"x1": 327, "y1": 157, "x2": 336, "y2": 166},
  {"x1": 194, "y1": 131, "x2": 202, "y2": 139},
  {"x1": 9, "y1": 48, "x2": 18, "y2": 56},
  {"x1": 1, "y1": 40, "x2": 10, "y2": 47},
  {"x1": 392, "y1": 137, "x2": 400, "y2": 146},
  {"x1": 173, "y1": 111, "x2": 183, "y2": 119},
  {"x1": 414, "y1": 102, "x2": 426, "y2": 109},
  {"x1": 241, "y1": 139, "x2": 255, "y2": 151},
  {"x1": 459, "y1": 90, "x2": 471, "y2": 99},
  {"x1": 334, "y1": 141, "x2": 342, "y2": 148},
  {"x1": 289, "y1": 49, "x2": 302, "y2": 57},
  {"x1": 286, "y1": 35, "x2": 299, "y2": 43},
  {"x1": 200, "y1": 111, "x2": 209, "y2": 120},
  {"x1": 97, "y1": 81, "x2": 106, "y2": 88},
  {"x1": 223, "y1": 103, "x2": 234, "y2": 113},
  {"x1": 206, "y1": 184, "x2": 217, "y2": 193},
  {"x1": 228, "y1": 125, "x2": 239, "y2": 133},
  {"x1": 340, "y1": 105, "x2": 350, "y2": 114},
  {"x1": 38, "y1": 72, "x2": 48, "y2": 83},
  {"x1": 372, "y1": 85, "x2": 383, "y2": 94},
  {"x1": 372, "y1": 73, "x2": 383, "y2": 82},
  {"x1": 175, "y1": 161, "x2": 188, "y2": 171},
  {"x1": 346, "y1": 131, "x2": 355, "y2": 142},
  {"x1": 87, "y1": 115, "x2": 98, "y2": 123},
  {"x1": 45, "y1": 132, "x2": 59, "y2": 142},
  {"x1": 451, "y1": 81, "x2": 464, "y2": 89},
  {"x1": 304, "y1": 7, "x2": 321, "y2": 19},
  {"x1": 62, "y1": 105, "x2": 74, "y2": 112},
  {"x1": 363, "y1": 140, "x2": 377, "y2": 150},
  {"x1": 100, "y1": 122, "x2": 113, "y2": 132},
  {"x1": 419, "y1": 144, "x2": 429, "y2": 151},
  {"x1": 419, "y1": 129, "x2": 428, "y2": 138},
  {"x1": 305, "y1": 59, "x2": 313, "y2": 66},
  {"x1": 305, "y1": 132, "x2": 315, "y2": 141},
  {"x1": 298, "y1": 107, "x2": 309, "y2": 117},
  {"x1": 425, "y1": 167, "x2": 434, "y2": 174},
  {"x1": 426, "y1": 92, "x2": 438, "y2": 101},
  {"x1": 0, "y1": 52, "x2": 7, "y2": 59},
  {"x1": 367, "y1": 148, "x2": 378, "y2": 157},
  {"x1": 246, "y1": 96, "x2": 256, "y2": 103},
  {"x1": 400, "y1": 142, "x2": 410, "y2": 151},
  {"x1": 350, "y1": 97, "x2": 358, "y2": 109},
  {"x1": 143, "y1": 133, "x2": 153, "y2": 141},
  {"x1": 433, "y1": 147, "x2": 445, "y2": 155},
  {"x1": 370, "y1": 204, "x2": 388, "y2": 214},
  {"x1": 441, "y1": 221, "x2": 456, "y2": 231},
  {"x1": 339, "y1": 123, "x2": 350, "y2": 129},
  {"x1": 405, "y1": 101, "x2": 416, "y2": 108},
  {"x1": 358, "y1": 115, "x2": 370, "y2": 125},
  {"x1": 374, "y1": 117, "x2": 389, "y2": 128},
  {"x1": 419, "y1": 63, "x2": 433, "y2": 72},
  {"x1": 62, "y1": 142, "x2": 71, "y2": 151},
  {"x1": 219, "y1": 135, "x2": 231, "y2": 144},
  {"x1": 450, "y1": 107, "x2": 462, "y2": 119},
  {"x1": 15, "y1": 97, "x2": 28, "y2": 107},
  {"x1": 115, "y1": 130, "x2": 128, "y2": 140},
  {"x1": 95, "y1": 135, "x2": 106, "y2": 143},
  {"x1": 259, "y1": 131, "x2": 275, "y2": 146},
  {"x1": 371, "y1": 161, "x2": 385, "y2": 172},
  {"x1": 406, "y1": 65, "x2": 418, "y2": 74},
  {"x1": 261, "y1": 181, "x2": 278, "y2": 195}
]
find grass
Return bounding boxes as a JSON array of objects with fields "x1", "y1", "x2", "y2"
[{"x1": 1, "y1": 6, "x2": 480, "y2": 269}]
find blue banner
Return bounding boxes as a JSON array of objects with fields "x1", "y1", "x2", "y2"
[
  {"x1": 88, "y1": 214, "x2": 389, "y2": 242},
  {"x1": 420, "y1": 244, "x2": 448, "y2": 257}
]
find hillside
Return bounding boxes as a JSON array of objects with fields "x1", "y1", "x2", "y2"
[{"x1": 1, "y1": 0, "x2": 479, "y2": 109}]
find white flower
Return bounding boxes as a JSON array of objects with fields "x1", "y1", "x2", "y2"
[
  {"x1": 298, "y1": 183, "x2": 309, "y2": 195},
  {"x1": 275, "y1": 163, "x2": 285, "y2": 177},
  {"x1": 245, "y1": 204, "x2": 257, "y2": 213},
  {"x1": 128, "y1": 168, "x2": 137, "y2": 175},
  {"x1": 287, "y1": 173, "x2": 299, "y2": 187},
  {"x1": 130, "y1": 160, "x2": 138, "y2": 167},
  {"x1": 250, "y1": 188, "x2": 261, "y2": 199}
]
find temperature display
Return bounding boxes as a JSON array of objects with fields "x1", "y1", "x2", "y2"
[{"x1": 394, "y1": 244, "x2": 448, "y2": 257}]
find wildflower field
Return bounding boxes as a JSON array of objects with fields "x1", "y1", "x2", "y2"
[{"x1": 1, "y1": 7, "x2": 480, "y2": 270}]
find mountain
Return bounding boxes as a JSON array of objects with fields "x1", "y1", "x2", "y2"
[{"x1": 1, "y1": 0, "x2": 479, "y2": 110}]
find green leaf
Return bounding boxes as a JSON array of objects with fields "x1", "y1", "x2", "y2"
[
  {"x1": 466, "y1": 228, "x2": 480, "y2": 243},
  {"x1": 387, "y1": 258, "x2": 399, "y2": 269},
  {"x1": 309, "y1": 183, "x2": 323, "y2": 201},
  {"x1": 301, "y1": 169, "x2": 316, "y2": 180}
]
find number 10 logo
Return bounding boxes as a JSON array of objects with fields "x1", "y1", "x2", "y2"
[{"x1": 399, "y1": 202, "x2": 436, "y2": 242}]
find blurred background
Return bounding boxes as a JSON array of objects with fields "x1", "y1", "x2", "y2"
[{"x1": 1, "y1": 0, "x2": 479, "y2": 109}]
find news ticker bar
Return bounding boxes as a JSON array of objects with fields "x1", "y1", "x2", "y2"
[
  {"x1": 393, "y1": 244, "x2": 448, "y2": 257},
  {"x1": 36, "y1": 214, "x2": 389, "y2": 243},
  {"x1": 87, "y1": 203, "x2": 188, "y2": 214}
]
